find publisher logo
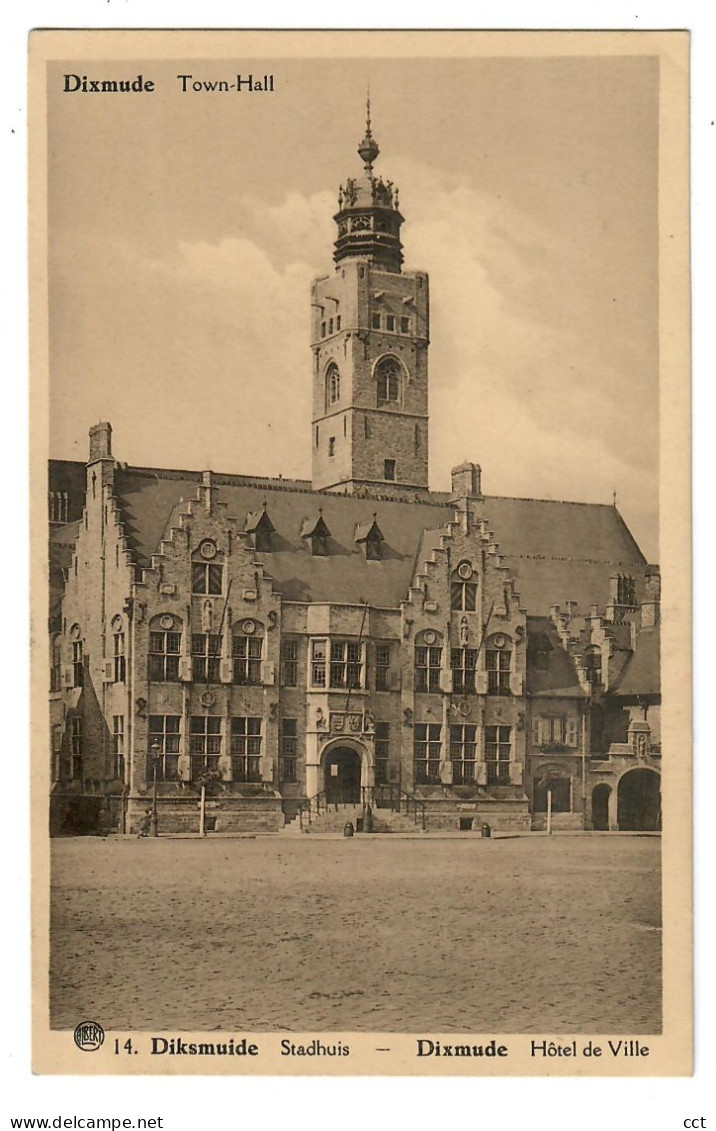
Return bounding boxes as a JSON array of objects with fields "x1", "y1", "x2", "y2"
[{"x1": 73, "y1": 1021, "x2": 105, "y2": 1052}]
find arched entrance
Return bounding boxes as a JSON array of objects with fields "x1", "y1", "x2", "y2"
[
  {"x1": 592, "y1": 783, "x2": 611, "y2": 831},
  {"x1": 324, "y1": 746, "x2": 362, "y2": 805},
  {"x1": 533, "y1": 766, "x2": 572, "y2": 814},
  {"x1": 617, "y1": 768, "x2": 661, "y2": 831}
]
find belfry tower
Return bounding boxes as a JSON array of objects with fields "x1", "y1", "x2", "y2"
[{"x1": 310, "y1": 99, "x2": 430, "y2": 497}]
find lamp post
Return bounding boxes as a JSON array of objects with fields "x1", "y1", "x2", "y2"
[{"x1": 150, "y1": 740, "x2": 161, "y2": 837}]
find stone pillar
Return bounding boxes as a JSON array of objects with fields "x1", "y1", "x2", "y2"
[
  {"x1": 305, "y1": 731, "x2": 322, "y2": 798},
  {"x1": 608, "y1": 783, "x2": 619, "y2": 831}
]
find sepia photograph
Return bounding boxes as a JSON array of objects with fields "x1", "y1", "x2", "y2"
[{"x1": 31, "y1": 29, "x2": 691, "y2": 1076}]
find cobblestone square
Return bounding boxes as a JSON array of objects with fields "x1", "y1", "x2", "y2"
[{"x1": 50, "y1": 835, "x2": 661, "y2": 1034}]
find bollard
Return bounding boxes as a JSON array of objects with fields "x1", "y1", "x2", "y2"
[
  {"x1": 343, "y1": 822, "x2": 354, "y2": 838},
  {"x1": 481, "y1": 822, "x2": 492, "y2": 838}
]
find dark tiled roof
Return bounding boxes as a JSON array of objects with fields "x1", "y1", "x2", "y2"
[
  {"x1": 116, "y1": 469, "x2": 448, "y2": 608},
  {"x1": 55, "y1": 461, "x2": 650, "y2": 614},
  {"x1": 48, "y1": 520, "x2": 80, "y2": 624},
  {"x1": 526, "y1": 617, "x2": 587, "y2": 698},
  {"x1": 610, "y1": 626, "x2": 661, "y2": 697}
]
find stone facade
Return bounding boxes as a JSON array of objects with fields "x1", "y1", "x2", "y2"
[{"x1": 47, "y1": 110, "x2": 661, "y2": 837}]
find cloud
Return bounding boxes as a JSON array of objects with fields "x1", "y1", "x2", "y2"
[{"x1": 49, "y1": 157, "x2": 658, "y2": 558}]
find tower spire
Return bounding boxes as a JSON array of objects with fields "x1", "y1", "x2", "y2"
[{"x1": 358, "y1": 86, "x2": 380, "y2": 175}]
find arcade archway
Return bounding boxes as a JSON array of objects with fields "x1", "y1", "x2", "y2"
[
  {"x1": 591, "y1": 783, "x2": 611, "y2": 831},
  {"x1": 617, "y1": 768, "x2": 661, "y2": 831}
]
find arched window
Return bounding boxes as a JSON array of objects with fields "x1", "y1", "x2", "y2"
[
  {"x1": 376, "y1": 357, "x2": 401, "y2": 405},
  {"x1": 325, "y1": 364, "x2": 340, "y2": 408}
]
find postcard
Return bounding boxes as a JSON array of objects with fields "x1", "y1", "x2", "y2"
[{"x1": 30, "y1": 28, "x2": 691, "y2": 1076}]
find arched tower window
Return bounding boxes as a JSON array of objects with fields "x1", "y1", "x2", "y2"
[
  {"x1": 325, "y1": 363, "x2": 341, "y2": 409},
  {"x1": 375, "y1": 357, "x2": 401, "y2": 405}
]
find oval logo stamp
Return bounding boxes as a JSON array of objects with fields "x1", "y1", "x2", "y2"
[{"x1": 73, "y1": 1021, "x2": 105, "y2": 1052}]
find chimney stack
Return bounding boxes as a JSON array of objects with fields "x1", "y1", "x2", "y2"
[
  {"x1": 89, "y1": 421, "x2": 112, "y2": 463},
  {"x1": 450, "y1": 462, "x2": 482, "y2": 500}
]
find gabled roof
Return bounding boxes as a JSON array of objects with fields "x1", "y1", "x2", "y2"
[
  {"x1": 51, "y1": 460, "x2": 650, "y2": 614},
  {"x1": 353, "y1": 517, "x2": 384, "y2": 543},
  {"x1": 609, "y1": 626, "x2": 660, "y2": 698},
  {"x1": 299, "y1": 513, "x2": 331, "y2": 540},
  {"x1": 526, "y1": 617, "x2": 587, "y2": 699},
  {"x1": 244, "y1": 507, "x2": 275, "y2": 535}
]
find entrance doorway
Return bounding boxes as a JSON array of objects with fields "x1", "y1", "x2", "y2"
[
  {"x1": 324, "y1": 746, "x2": 362, "y2": 804},
  {"x1": 591, "y1": 783, "x2": 611, "y2": 831},
  {"x1": 617, "y1": 768, "x2": 661, "y2": 831}
]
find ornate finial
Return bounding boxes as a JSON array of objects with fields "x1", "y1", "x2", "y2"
[{"x1": 358, "y1": 86, "x2": 380, "y2": 174}]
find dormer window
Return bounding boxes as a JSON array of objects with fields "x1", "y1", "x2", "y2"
[
  {"x1": 244, "y1": 505, "x2": 275, "y2": 553},
  {"x1": 354, "y1": 516, "x2": 384, "y2": 561},
  {"x1": 300, "y1": 513, "x2": 331, "y2": 557},
  {"x1": 583, "y1": 646, "x2": 602, "y2": 686}
]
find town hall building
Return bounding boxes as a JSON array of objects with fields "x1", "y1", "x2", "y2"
[{"x1": 48, "y1": 108, "x2": 662, "y2": 836}]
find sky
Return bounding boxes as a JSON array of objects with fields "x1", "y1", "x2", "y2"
[{"x1": 47, "y1": 53, "x2": 660, "y2": 560}]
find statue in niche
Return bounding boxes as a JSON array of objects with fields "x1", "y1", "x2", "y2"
[
  {"x1": 635, "y1": 732, "x2": 648, "y2": 760},
  {"x1": 202, "y1": 599, "x2": 213, "y2": 632},
  {"x1": 316, "y1": 708, "x2": 326, "y2": 730},
  {"x1": 460, "y1": 617, "x2": 469, "y2": 647}
]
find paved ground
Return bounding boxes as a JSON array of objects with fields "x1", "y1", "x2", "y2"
[{"x1": 50, "y1": 835, "x2": 661, "y2": 1033}]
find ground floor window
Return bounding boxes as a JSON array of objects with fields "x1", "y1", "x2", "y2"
[
  {"x1": 231, "y1": 717, "x2": 262, "y2": 782},
  {"x1": 375, "y1": 722, "x2": 389, "y2": 783},
  {"x1": 280, "y1": 718, "x2": 297, "y2": 782},
  {"x1": 148, "y1": 715, "x2": 181, "y2": 781},
  {"x1": 450, "y1": 724, "x2": 477, "y2": 783},
  {"x1": 414, "y1": 723, "x2": 441, "y2": 784},
  {"x1": 189, "y1": 716, "x2": 222, "y2": 780},
  {"x1": 484, "y1": 725, "x2": 511, "y2": 785}
]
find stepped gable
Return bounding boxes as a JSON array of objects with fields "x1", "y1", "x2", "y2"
[
  {"x1": 475, "y1": 495, "x2": 647, "y2": 615},
  {"x1": 52, "y1": 459, "x2": 650, "y2": 614},
  {"x1": 609, "y1": 624, "x2": 660, "y2": 698},
  {"x1": 526, "y1": 617, "x2": 587, "y2": 699},
  {"x1": 115, "y1": 466, "x2": 450, "y2": 607}
]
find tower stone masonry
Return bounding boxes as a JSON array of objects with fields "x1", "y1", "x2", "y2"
[{"x1": 311, "y1": 99, "x2": 430, "y2": 497}]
